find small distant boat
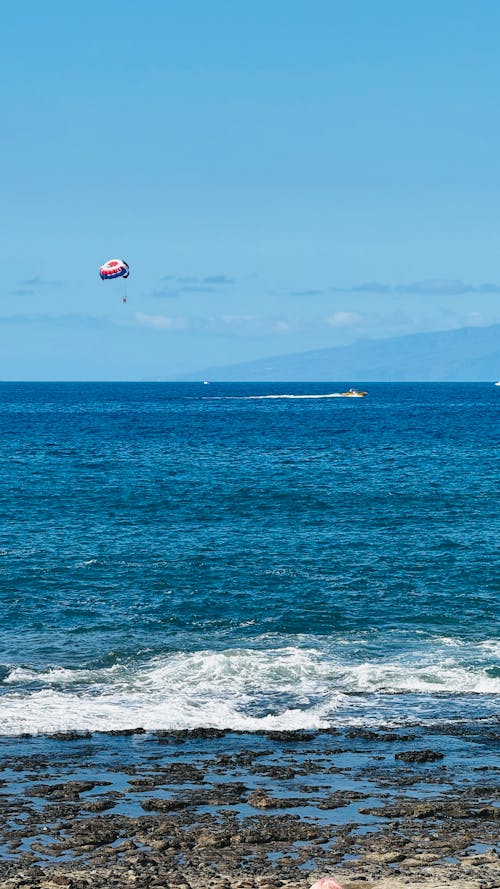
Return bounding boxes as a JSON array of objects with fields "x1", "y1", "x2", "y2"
[
  {"x1": 495, "y1": 381, "x2": 500, "y2": 386},
  {"x1": 341, "y1": 388, "x2": 367, "y2": 397},
  {"x1": 203, "y1": 381, "x2": 209, "y2": 385}
]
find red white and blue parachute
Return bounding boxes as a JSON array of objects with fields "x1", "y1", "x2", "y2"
[{"x1": 99, "y1": 259, "x2": 129, "y2": 280}]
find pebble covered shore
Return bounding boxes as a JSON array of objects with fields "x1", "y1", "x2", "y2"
[{"x1": 0, "y1": 725, "x2": 498, "y2": 889}]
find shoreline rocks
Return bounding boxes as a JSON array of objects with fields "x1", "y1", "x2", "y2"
[{"x1": 0, "y1": 725, "x2": 498, "y2": 889}]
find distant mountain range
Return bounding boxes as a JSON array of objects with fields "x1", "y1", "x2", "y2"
[{"x1": 185, "y1": 324, "x2": 500, "y2": 381}]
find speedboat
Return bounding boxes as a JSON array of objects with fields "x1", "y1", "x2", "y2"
[
  {"x1": 341, "y1": 388, "x2": 367, "y2": 397},
  {"x1": 495, "y1": 381, "x2": 500, "y2": 386}
]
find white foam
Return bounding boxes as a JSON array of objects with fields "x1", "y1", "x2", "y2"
[
  {"x1": 242, "y1": 393, "x2": 344, "y2": 399},
  {"x1": 5, "y1": 664, "x2": 121, "y2": 685},
  {"x1": 335, "y1": 661, "x2": 500, "y2": 695},
  {"x1": 1, "y1": 641, "x2": 499, "y2": 735},
  {"x1": 477, "y1": 640, "x2": 500, "y2": 655}
]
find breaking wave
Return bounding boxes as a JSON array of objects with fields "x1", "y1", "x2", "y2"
[{"x1": 1, "y1": 640, "x2": 499, "y2": 735}]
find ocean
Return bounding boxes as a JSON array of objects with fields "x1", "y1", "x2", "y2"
[{"x1": 0, "y1": 381, "x2": 499, "y2": 736}]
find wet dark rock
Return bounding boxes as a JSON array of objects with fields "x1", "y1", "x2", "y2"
[
  {"x1": 156, "y1": 764, "x2": 205, "y2": 784},
  {"x1": 347, "y1": 729, "x2": 380, "y2": 740},
  {"x1": 49, "y1": 731, "x2": 93, "y2": 741},
  {"x1": 359, "y1": 798, "x2": 500, "y2": 822},
  {"x1": 232, "y1": 814, "x2": 321, "y2": 845},
  {"x1": 169, "y1": 728, "x2": 230, "y2": 741},
  {"x1": 378, "y1": 732, "x2": 416, "y2": 742},
  {"x1": 108, "y1": 764, "x2": 137, "y2": 774},
  {"x1": 215, "y1": 750, "x2": 267, "y2": 768},
  {"x1": 247, "y1": 791, "x2": 304, "y2": 809},
  {"x1": 26, "y1": 781, "x2": 102, "y2": 800},
  {"x1": 263, "y1": 731, "x2": 315, "y2": 742},
  {"x1": 81, "y1": 799, "x2": 116, "y2": 813},
  {"x1": 395, "y1": 749, "x2": 444, "y2": 763},
  {"x1": 247, "y1": 791, "x2": 276, "y2": 809},
  {"x1": 248, "y1": 765, "x2": 299, "y2": 779},
  {"x1": 317, "y1": 791, "x2": 370, "y2": 809},
  {"x1": 105, "y1": 727, "x2": 146, "y2": 736},
  {"x1": 205, "y1": 782, "x2": 248, "y2": 805},
  {"x1": 128, "y1": 777, "x2": 165, "y2": 791},
  {"x1": 194, "y1": 828, "x2": 231, "y2": 848},
  {"x1": 141, "y1": 798, "x2": 192, "y2": 812}
]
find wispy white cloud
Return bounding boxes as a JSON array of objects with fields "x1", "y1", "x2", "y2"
[
  {"x1": 219, "y1": 314, "x2": 293, "y2": 335},
  {"x1": 134, "y1": 312, "x2": 294, "y2": 336},
  {"x1": 436, "y1": 308, "x2": 500, "y2": 329},
  {"x1": 326, "y1": 311, "x2": 363, "y2": 327},
  {"x1": 134, "y1": 312, "x2": 191, "y2": 330}
]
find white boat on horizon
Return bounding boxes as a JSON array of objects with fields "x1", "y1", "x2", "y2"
[{"x1": 341, "y1": 388, "x2": 367, "y2": 397}]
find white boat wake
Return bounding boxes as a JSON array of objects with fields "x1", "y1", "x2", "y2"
[{"x1": 244, "y1": 393, "x2": 345, "y2": 399}]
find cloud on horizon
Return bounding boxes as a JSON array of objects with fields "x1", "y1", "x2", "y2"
[
  {"x1": 203, "y1": 275, "x2": 235, "y2": 285},
  {"x1": 9, "y1": 275, "x2": 65, "y2": 297},
  {"x1": 134, "y1": 312, "x2": 191, "y2": 331},
  {"x1": 396, "y1": 279, "x2": 478, "y2": 296},
  {"x1": 152, "y1": 273, "x2": 236, "y2": 297},
  {"x1": 134, "y1": 312, "x2": 293, "y2": 336},
  {"x1": 289, "y1": 278, "x2": 500, "y2": 297},
  {"x1": 326, "y1": 311, "x2": 363, "y2": 327},
  {"x1": 0, "y1": 313, "x2": 114, "y2": 328},
  {"x1": 152, "y1": 285, "x2": 215, "y2": 298},
  {"x1": 21, "y1": 275, "x2": 63, "y2": 288},
  {"x1": 158, "y1": 273, "x2": 236, "y2": 294},
  {"x1": 333, "y1": 281, "x2": 391, "y2": 294}
]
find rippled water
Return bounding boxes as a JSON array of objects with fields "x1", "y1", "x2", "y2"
[{"x1": 0, "y1": 382, "x2": 498, "y2": 734}]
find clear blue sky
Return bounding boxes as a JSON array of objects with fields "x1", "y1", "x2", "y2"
[{"x1": 2, "y1": 0, "x2": 500, "y2": 379}]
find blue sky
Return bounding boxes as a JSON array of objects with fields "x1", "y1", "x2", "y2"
[{"x1": 2, "y1": 0, "x2": 500, "y2": 379}]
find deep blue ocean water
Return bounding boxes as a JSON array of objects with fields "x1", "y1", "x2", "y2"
[{"x1": 0, "y1": 382, "x2": 498, "y2": 735}]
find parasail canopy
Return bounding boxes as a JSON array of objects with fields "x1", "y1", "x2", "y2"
[{"x1": 99, "y1": 259, "x2": 129, "y2": 280}]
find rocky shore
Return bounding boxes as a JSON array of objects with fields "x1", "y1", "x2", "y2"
[{"x1": 0, "y1": 725, "x2": 498, "y2": 888}]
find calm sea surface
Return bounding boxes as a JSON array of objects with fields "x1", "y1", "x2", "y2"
[{"x1": 0, "y1": 382, "x2": 498, "y2": 735}]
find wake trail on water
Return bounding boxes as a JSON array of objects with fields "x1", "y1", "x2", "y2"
[{"x1": 209, "y1": 393, "x2": 346, "y2": 399}]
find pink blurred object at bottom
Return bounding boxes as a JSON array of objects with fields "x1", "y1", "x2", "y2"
[{"x1": 309, "y1": 879, "x2": 344, "y2": 889}]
